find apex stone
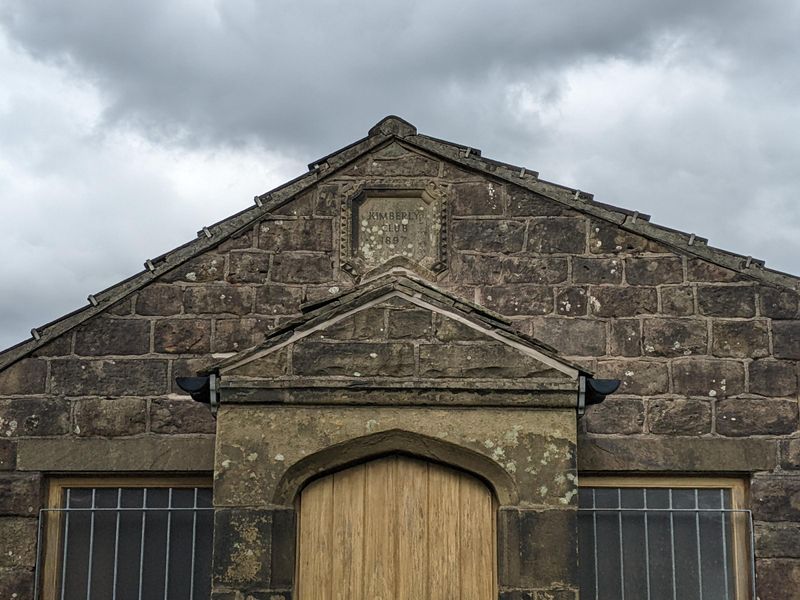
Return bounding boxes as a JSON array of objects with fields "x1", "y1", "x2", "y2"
[{"x1": 368, "y1": 115, "x2": 417, "y2": 138}]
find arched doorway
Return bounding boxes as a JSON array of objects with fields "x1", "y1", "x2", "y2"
[{"x1": 296, "y1": 454, "x2": 496, "y2": 599}]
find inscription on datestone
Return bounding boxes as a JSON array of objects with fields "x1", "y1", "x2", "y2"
[{"x1": 342, "y1": 185, "x2": 448, "y2": 277}]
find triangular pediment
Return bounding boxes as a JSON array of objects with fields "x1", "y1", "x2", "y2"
[{"x1": 214, "y1": 274, "x2": 584, "y2": 386}]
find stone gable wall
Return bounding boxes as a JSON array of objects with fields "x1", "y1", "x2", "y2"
[{"x1": 0, "y1": 144, "x2": 798, "y2": 597}]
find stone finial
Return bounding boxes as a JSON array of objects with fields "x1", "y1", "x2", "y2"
[{"x1": 368, "y1": 115, "x2": 417, "y2": 138}]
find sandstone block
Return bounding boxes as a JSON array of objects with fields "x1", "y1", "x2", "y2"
[
  {"x1": 711, "y1": 320, "x2": 769, "y2": 358},
  {"x1": 756, "y1": 559, "x2": 800, "y2": 600},
  {"x1": 154, "y1": 318, "x2": 211, "y2": 353},
  {"x1": 642, "y1": 318, "x2": 707, "y2": 357},
  {"x1": 271, "y1": 254, "x2": 333, "y2": 283},
  {"x1": 162, "y1": 254, "x2": 224, "y2": 283},
  {"x1": 255, "y1": 284, "x2": 304, "y2": 315},
  {"x1": 572, "y1": 257, "x2": 622, "y2": 284},
  {"x1": 625, "y1": 257, "x2": 683, "y2": 285},
  {"x1": 293, "y1": 341, "x2": 414, "y2": 377},
  {"x1": 0, "y1": 473, "x2": 41, "y2": 516},
  {"x1": 0, "y1": 359, "x2": 46, "y2": 395},
  {"x1": 51, "y1": 359, "x2": 168, "y2": 396},
  {"x1": 527, "y1": 218, "x2": 587, "y2": 254},
  {"x1": 419, "y1": 343, "x2": 560, "y2": 378},
  {"x1": 756, "y1": 523, "x2": 800, "y2": 558},
  {"x1": 584, "y1": 398, "x2": 645, "y2": 434},
  {"x1": 227, "y1": 251, "x2": 271, "y2": 283},
  {"x1": 452, "y1": 182, "x2": 504, "y2": 215},
  {"x1": 213, "y1": 318, "x2": 271, "y2": 353},
  {"x1": 0, "y1": 397, "x2": 70, "y2": 437},
  {"x1": 648, "y1": 399, "x2": 711, "y2": 435},
  {"x1": 609, "y1": 319, "x2": 641, "y2": 356},
  {"x1": 555, "y1": 287, "x2": 588, "y2": 316},
  {"x1": 432, "y1": 314, "x2": 486, "y2": 342},
  {"x1": 0, "y1": 568, "x2": 34, "y2": 600},
  {"x1": 660, "y1": 285, "x2": 695, "y2": 315},
  {"x1": 0, "y1": 440, "x2": 14, "y2": 470},
  {"x1": 782, "y1": 439, "x2": 800, "y2": 469},
  {"x1": 697, "y1": 285, "x2": 755, "y2": 317},
  {"x1": 507, "y1": 188, "x2": 569, "y2": 217},
  {"x1": 217, "y1": 227, "x2": 254, "y2": 250},
  {"x1": 773, "y1": 321, "x2": 800, "y2": 359},
  {"x1": 453, "y1": 254, "x2": 568, "y2": 285},
  {"x1": 749, "y1": 360, "x2": 798, "y2": 397},
  {"x1": 212, "y1": 509, "x2": 272, "y2": 588},
  {"x1": 229, "y1": 349, "x2": 289, "y2": 378},
  {"x1": 760, "y1": 286, "x2": 800, "y2": 319},
  {"x1": 589, "y1": 222, "x2": 667, "y2": 254},
  {"x1": 483, "y1": 285, "x2": 554, "y2": 316},
  {"x1": 716, "y1": 398, "x2": 798, "y2": 436},
  {"x1": 73, "y1": 397, "x2": 147, "y2": 437},
  {"x1": 752, "y1": 476, "x2": 800, "y2": 521},
  {"x1": 671, "y1": 358, "x2": 744, "y2": 397},
  {"x1": 135, "y1": 284, "x2": 183, "y2": 316},
  {"x1": 589, "y1": 287, "x2": 658, "y2": 317},
  {"x1": 318, "y1": 307, "x2": 386, "y2": 340},
  {"x1": 184, "y1": 284, "x2": 253, "y2": 315},
  {"x1": 259, "y1": 218, "x2": 333, "y2": 252},
  {"x1": 451, "y1": 219, "x2": 525, "y2": 253},
  {"x1": 74, "y1": 317, "x2": 150, "y2": 356},
  {"x1": 686, "y1": 259, "x2": 745, "y2": 282},
  {"x1": 0, "y1": 518, "x2": 36, "y2": 567},
  {"x1": 150, "y1": 398, "x2": 216, "y2": 434},
  {"x1": 595, "y1": 360, "x2": 669, "y2": 396},
  {"x1": 532, "y1": 318, "x2": 606, "y2": 356},
  {"x1": 387, "y1": 308, "x2": 432, "y2": 339}
]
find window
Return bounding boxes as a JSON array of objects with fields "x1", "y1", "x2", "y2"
[
  {"x1": 38, "y1": 477, "x2": 213, "y2": 600},
  {"x1": 578, "y1": 477, "x2": 753, "y2": 600}
]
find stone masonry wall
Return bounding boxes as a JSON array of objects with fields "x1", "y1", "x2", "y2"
[{"x1": 0, "y1": 142, "x2": 798, "y2": 597}]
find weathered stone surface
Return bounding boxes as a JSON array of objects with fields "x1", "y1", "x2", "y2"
[
  {"x1": 578, "y1": 435, "x2": 777, "y2": 472},
  {"x1": 452, "y1": 182, "x2": 504, "y2": 215},
  {"x1": 453, "y1": 254, "x2": 568, "y2": 285},
  {"x1": 589, "y1": 222, "x2": 667, "y2": 254},
  {"x1": 0, "y1": 440, "x2": 14, "y2": 470},
  {"x1": 387, "y1": 308, "x2": 432, "y2": 339},
  {"x1": 0, "y1": 518, "x2": 36, "y2": 567},
  {"x1": 107, "y1": 297, "x2": 134, "y2": 316},
  {"x1": 671, "y1": 358, "x2": 745, "y2": 397},
  {"x1": 625, "y1": 257, "x2": 683, "y2": 285},
  {"x1": 271, "y1": 254, "x2": 333, "y2": 283},
  {"x1": 609, "y1": 319, "x2": 641, "y2": 356},
  {"x1": 184, "y1": 284, "x2": 253, "y2": 315},
  {"x1": 697, "y1": 285, "x2": 755, "y2": 317},
  {"x1": 0, "y1": 474, "x2": 40, "y2": 516},
  {"x1": 365, "y1": 150, "x2": 440, "y2": 176},
  {"x1": 293, "y1": 341, "x2": 414, "y2": 377},
  {"x1": 213, "y1": 317, "x2": 271, "y2": 352},
  {"x1": 716, "y1": 398, "x2": 798, "y2": 436},
  {"x1": 773, "y1": 321, "x2": 800, "y2": 359},
  {"x1": 150, "y1": 398, "x2": 216, "y2": 434},
  {"x1": 0, "y1": 568, "x2": 34, "y2": 600},
  {"x1": 51, "y1": 359, "x2": 168, "y2": 396},
  {"x1": 227, "y1": 251, "x2": 271, "y2": 283},
  {"x1": 74, "y1": 317, "x2": 150, "y2": 356},
  {"x1": 419, "y1": 343, "x2": 562, "y2": 378},
  {"x1": 752, "y1": 476, "x2": 800, "y2": 521},
  {"x1": 642, "y1": 318, "x2": 707, "y2": 357},
  {"x1": 756, "y1": 559, "x2": 800, "y2": 600},
  {"x1": 154, "y1": 318, "x2": 211, "y2": 353},
  {"x1": 162, "y1": 254, "x2": 224, "y2": 283},
  {"x1": 648, "y1": 399, "x2": 712, "y2": 435},
  {"x1": 507, "y1": 188, "x2": 569, "y2": 217},
  {"x1": 584, "y1": 398, "x2": 644, "y2": 434},
  {"x1": 527, "y1": 218, "x2": 586, "y2": 254},
  {"x1": 555, "y1": 287, "x2": 587, "y2": 316},
  {"x1": 255, "y1": 284, "x2": 304, "y2": 315},
  {"x1": 660, "y1": 285, "x2": 695, "y2": 315},
  {"x1": 451, "y1": 219, "x2": 525, "y2": 253},
  {"x1": 756, "y1": 523, "x2": 800, "y2": 558},
  {"x1": 595, "y1": 360, "x2": 669, "y2": 395},
  {"x1": 711, "y1": 319, "x2": 770, "y2": 358},
  {"x1": 230, "y1": 349, "x2": 289, "y2": 378},
  {"x1": 532, "y1": 318, "x2": 606, "y2": 356},
  {"x1": 259, "y1": 218, "x2": 333, "y2": 252},
  {"x1": 572, "y1": 257, "x2": 622, "y2": 284},
  {"x1": 135, "y1": 284, "x2": 183, "y2": 316},
  {"x1": 31, "y1": 335, "x2": 72, "y2": 357},
  {"x1": 217, "y1": 226, "x2": 254, "y2": 250},
  {"x1": 212, "y1": 509, "x2": 272, "y2": 588},
  {"x1": 760, "y1": 286, "x2": 800, "y2": 319},
  {"x1": 432, "y1": 314, "x2": 486, "y2": 342},
  {"x1": 317, "y1": 307, "x2": 386, "y2": 340},
  {"x1": 0, "y1": 359, "x2": 46, "y2": 395},
  {"x1": 483, "y1": 285, "x2": 553, "y2": 316},
  {"x1": 0, "y1": 397, "x2": 69, "y2": 437},
  {"x1": 74, "y1": 397, "x2": 147, "y2": 437},
  {"x1": 171, "y1": 356, "x2": 218, "y2": 392},
  {"x1": 686, "y1": 258, "x2": 745, "y2": 283},
  {"x1": 16, "y1": 436, "x2": 214, "y2": 471},
  {"x1": 588, "y1": 287, "x2": 658, "y2": 317},
  {"x1": 782, "y1": 439, "x2": 800, "y2": 469}
]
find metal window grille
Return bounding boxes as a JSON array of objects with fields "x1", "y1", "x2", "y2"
[
  {"x1": 578, "y1": 487, "x2": 755, "y2": 600},
  {"x1": 35, "y1": 487, "x2": 214, "y2": 600}
]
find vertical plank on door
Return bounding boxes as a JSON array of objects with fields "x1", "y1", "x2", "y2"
[
  {"x1": 332, "y1": 463, "x2": 366, "y2": 600},
  {"x1": 297, "y1": 475, "x2": 334, "y2": 600},
  {"x1": 460, "y1": 474, "x2": 495, "y2": 600},
  {"x1": 428, "y1": 463, "x2": 461, "y2": 600},
  {"x1": 396, "y1": 458, "x2": 429, "y2": 600},
  {"x1": 363, "y1": 457, "x2": 396, "y2": 600}
]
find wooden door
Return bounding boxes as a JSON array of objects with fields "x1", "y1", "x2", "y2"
[{"x1": 296, "y1": 455, "x2": 496, "y2": 600}]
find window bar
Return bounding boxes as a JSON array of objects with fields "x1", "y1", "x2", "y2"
[
  {"x1": 33, "y1": 508, "x2": 45, "y2": 600},
  {"x1": 719, "y1": 489, "x2": 730, "y2": 600},
  {"x1": 592, "y1": 489, "x2": 599, "y2": 600},
  {"x1": 694, "y1": 489, "x2": 703, "y2": 600},
  {"x1": 111, "y1": 488, "x2": 122, "y2": 600},
  {"x1": 137, "y1": 489, "x2": 148, "y2": 600},
  {"x1": 748, "y1": 514, "x2": 757, "y2": 600},
  {"x1": 59, "y1": 489, "x2": 72, "y2": 600},
  {"x1": 163, "y1": 488, "x2": 173, "y2": 600},
  {"x1": 189, "y1": 488, "x2": 198, "y2": 600},
  {"x1": 85, "y1": 489, "x2": 97, "y2": 600},
  {"x1": 643, "y1": 489, "x2": 651, "y2": 600},
  {"x1": 668, "y1": 489, "x2": 677, "y2": 600},
  {"x1": 617, "y1": 488, "x2": 625, "y2": 600}
]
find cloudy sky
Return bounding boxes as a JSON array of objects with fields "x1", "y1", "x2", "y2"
[{"x1": 1, "y1": 1, "x2": 799, "y2": 349}]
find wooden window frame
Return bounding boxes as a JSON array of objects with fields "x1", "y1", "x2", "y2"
[
  {"x1": 41, "y1": 475, "x2": 212, "y2": 600},
  {"x1": 579, "y1": 475, "x2": 750, "y2": 600}
]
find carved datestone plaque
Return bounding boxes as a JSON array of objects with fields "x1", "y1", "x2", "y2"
[{"x1": 340, "y1": 184, "x2": 448, "y2": 278}]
